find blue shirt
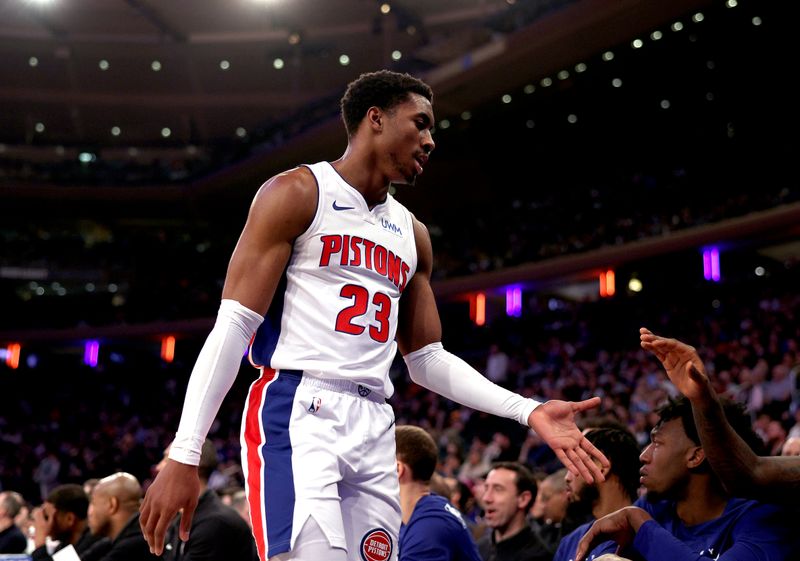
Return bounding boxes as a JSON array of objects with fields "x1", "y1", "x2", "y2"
[
  {"x1": 553, "y1": 520, "x2": 617, "y2": 561},
  {"x1": 631, "y1": 496, "x2": 798, "y2": 560},
  {"x1": 399, "y1": 494, "x2": 482, "y2": 561}
]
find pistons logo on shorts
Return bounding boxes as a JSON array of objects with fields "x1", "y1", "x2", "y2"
[{"x1": 360, "y1": 528, "x2": 393, "y2": 561}]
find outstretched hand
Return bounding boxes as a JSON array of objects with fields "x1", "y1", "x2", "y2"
[
  {"x1": 139, "y1": 459, "x2": 200, "y2": 555},
  {"x1": 639, "y1": 327, "x2": 711, "y2": 401},
  {"x1": 528, "y1": 397, "x2": 609, "y2": 484}
]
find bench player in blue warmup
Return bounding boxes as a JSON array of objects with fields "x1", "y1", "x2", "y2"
[
  {"x1": 396, "y1": 425, "x2": 482, "y2": 561},
  {"x1": 140, "y1": 70, "x2": 609, "y2": 561}
]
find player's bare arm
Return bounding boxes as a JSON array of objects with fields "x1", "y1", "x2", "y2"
[
  {"x1": 398, "y1": 217, "x2": 608, "y2": 484},
  {"x1": 140, "y1": 168, "x2": 317, "y2": 555},
  {"x1": 396, "y1": 217, "x2": 441, "y2": 354},
  {"x1": 221, "y1": 167, "x2": 318, "y2": 313},
  {"x1": 640, "y1": 327, "x2": 800, "y2": 502}
]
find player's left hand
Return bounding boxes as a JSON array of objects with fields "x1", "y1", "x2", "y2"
[
  {"x1": 575, "y1": 506, "x2": 651, "y2": 561},
  {"x1": 528, "y1": 397, "x2": 609, "y2": 484}
]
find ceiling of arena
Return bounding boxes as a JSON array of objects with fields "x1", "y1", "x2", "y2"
[{"x1": 0, "y1": 0, "x2": 710, "y2": 179}]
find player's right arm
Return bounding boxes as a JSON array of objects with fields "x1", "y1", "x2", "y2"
[
  {"x1": 140, "y1": 167, "x2": 317, "y2": 555},
  {"x1": 640, "y1": 328, "x2": 800, "y2": 502}
]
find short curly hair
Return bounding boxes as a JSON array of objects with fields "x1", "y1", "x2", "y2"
[
  {"x1": 340, "y1": 70, "x2": 433, "y2": 137},
  {"x1": 655, "y1": 395, "x2": 766, "y2": 456}
]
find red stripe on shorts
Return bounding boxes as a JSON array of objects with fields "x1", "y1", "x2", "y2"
[{"x1": 244, "y1": 368, "x2": 277, "y2": 561}]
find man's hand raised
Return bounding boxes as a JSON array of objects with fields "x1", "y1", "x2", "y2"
[
  {"x1": 528, "y1": 397, "x2": 609, "y2": 484},
  {"x1": 639, "y1": 327, "x2": 711, "y2": 402},
  {"x1": 139, "y1": 459, "x2": 200, "y2": 555}
]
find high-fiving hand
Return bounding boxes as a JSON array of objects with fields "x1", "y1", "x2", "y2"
[
  {"x1": 639, "y1": 327, "x2": 711, "y2": 401},
  {"x1": 528, "y1": 397, "x2": 609, "y2": 484}
]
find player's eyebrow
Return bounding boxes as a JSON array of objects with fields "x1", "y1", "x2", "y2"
[{"x1": 415, "y1": 112, "x2": 433, "y2": 127}]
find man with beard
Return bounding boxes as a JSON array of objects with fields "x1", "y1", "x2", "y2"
[
  {"x1": 554, "y1": 428, "x2": 640, "y2": 561},
  {"x1": 30, "y1": 484, "x2": 102, "y2": 561},
  {"x1": 575, "y1": 397, "x2": 798, "y2": 561},
  {"x1": 81, "y1": 473, "x2": 160, "y2": 561}
]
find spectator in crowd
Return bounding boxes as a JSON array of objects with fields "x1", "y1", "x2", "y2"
[
  {"x1": 83, "y1": 480, "x2": 100, "y2": 500},
  {"x1": 33, "y1": 451, "x2": 61, "y2": 503},
  {"x1": 554, "y1": 428, "x2": 640, "y2": 561},
  {"x1": 444, "y1": 477, "x2": 481, "y2": 535},
  {"x1": 396, "y1": 425, "x2": 482, "y2": 561},
  {"x1": 30, "y1": 484, "x2": 102, "y2": 561},
  {"x1": 529, "y1": 468, "x2": 574, "y2": 555},
  {"x1": 162, "y1": 439, "x2": 257, "y2": 561},
  {"x1": 0, "y1": 491, "x2": 27, "y2": 553},
  {"x1": 485, "y1": 344, "x2": 510, "y2": 386},
  {"x1": 81, "y1": 472, "x2": 159, "y2": 561},
  {"x1": 13, "y1": 499, "x2": 33, "y2": 553},
  {"x1": 227, "y1": 489, "x2": 251, "y2": 529},
  {"x1": 782, "y1": 436, "x2": 800, "y2": 457},
  {"x1": 458, "y1": 446, "x2": 491, "y2": 487},
  {"x1": 530, "y1": 469, "x2": 568, "y2": 527},
  {"x1": 640, "y1": 328, "x2": 800, "y2": 502},
  {"x1": 575, "y1": 397, "x2": 797, "y2": 560},
  {"x1": 477, "y1": 462, "x2": 549, "y2": 561}
]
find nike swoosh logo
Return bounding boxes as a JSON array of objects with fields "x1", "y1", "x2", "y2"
[{"x1": 332, "y1": 200, "x2": 355, "y2": 211}]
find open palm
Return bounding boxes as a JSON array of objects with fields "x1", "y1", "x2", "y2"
[
  {"x1": 529, "y1": 397, "x2": 608, "y2": 484},
  {"x1": 640, "y1": 327, "x2": 708, "y2": 400}
]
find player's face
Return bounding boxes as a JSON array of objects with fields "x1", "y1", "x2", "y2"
[
  {"x1": 564, "y1": 469, "x2": 585, "y2": 503},
  {"x1": 87, "y1": 489, "x2": 112, "y2": 537},
  {"x1": 639, "y1": 419, "x2": 696, "y2": 500},
  {"x1": 482, "y1": 468, "x2": 527, "y2": 532},
  {"x1": 379, "y1": 93, "x2": 435, "y2": 185},
  {"x1": 565, "y1": 466, "x2": 599, "y2": 512}
]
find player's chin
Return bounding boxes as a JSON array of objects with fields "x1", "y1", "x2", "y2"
[{"x1": 393, "y1": 173, "x2": 417, "y2": 187}]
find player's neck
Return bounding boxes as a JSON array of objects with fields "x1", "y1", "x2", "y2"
[
  {"x1": 593, "y1": 485, "x2": 632, "y2": 519},
  {"x1": 676, "y1": 477, "x2": 728, "y2": 525},
  {"x1": 332, "y1": 149, "x2": 389, "y2": 209},
  {"x1": 399, "y1": 481, "x2": 430, "y2": 525}
]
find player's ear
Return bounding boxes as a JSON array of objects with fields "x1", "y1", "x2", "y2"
[
  {"x1": 367, "y1": 106, "x2": 383, "y2": 131},
  {"x1": 687, "y1": 446, "x2": 706, "y2": 469}
]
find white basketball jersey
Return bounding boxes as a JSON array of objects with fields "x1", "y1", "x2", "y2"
[{"x1": 249, "y1": 161, "x2": 418, "y2": 398}]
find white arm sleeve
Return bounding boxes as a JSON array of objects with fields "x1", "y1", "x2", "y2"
[
  {"x1": 403, "y1": 342, "x2": 541, "y2": 426},
  {"x1": 168, "y1": 299, "x2": 264, "y2": 466}
]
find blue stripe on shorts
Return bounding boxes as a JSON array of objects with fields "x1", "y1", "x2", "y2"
[{"x1": 262, "y1": 370, "x2": 302, "y2": 557}]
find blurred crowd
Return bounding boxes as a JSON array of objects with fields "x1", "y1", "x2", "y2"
[
  {"x1": 3, "y1": 174, "x2": 798, "y2": 332},
  {"x1": 2, "y1": 254, "x2": 799, "y2": 558}
]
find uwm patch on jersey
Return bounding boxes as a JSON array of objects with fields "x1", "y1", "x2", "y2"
[
  {"x1": 360, "y1": 528, "x2": 393, "y2": 561},
  {"x1": 248, "y1": 161, "x2": 417, "y2": 399}
]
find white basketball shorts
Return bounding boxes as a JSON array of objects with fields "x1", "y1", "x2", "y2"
[{"x1": 241, "y1": 368, "x2": 400, "y2": 561}]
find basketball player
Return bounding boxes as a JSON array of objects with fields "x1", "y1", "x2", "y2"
[{"x1": 140, "y1": 70, "x2": 608, "y2": 561}]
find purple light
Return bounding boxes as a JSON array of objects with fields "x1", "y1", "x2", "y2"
[
  {"x1": 84, "y1": 340, "x2": 99, "y2": 367},
  {"x1": 710, "y1": 247, "x2": 720, "y2": 282},
  {"x1": 703, "y1": 247, "x2": 721, "y2": 282},
  {"x1": 505, "y1": 286, "x2": 522, "y2": 317}
]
